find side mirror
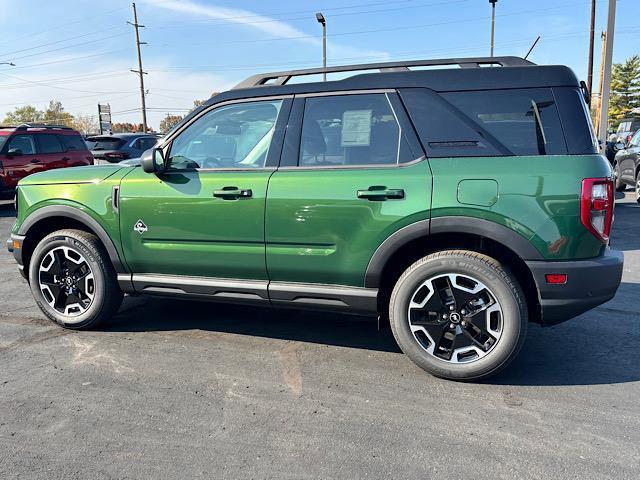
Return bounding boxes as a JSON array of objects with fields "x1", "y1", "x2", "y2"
[
  {"x1": 141, "y1": 147, "x2": 166, "y2": 173},
  {"x1": 7, "y1": 148, "x2": 23, "y2": 156},
  {"x1": 614, "y1": 142, "x2": 626, "y2": 151}
]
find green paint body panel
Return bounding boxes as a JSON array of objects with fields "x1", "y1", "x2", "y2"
[
  {"x1": 430, "y1": 155, "x2": 611, "y2": 260},
  {"x1": 265, "y1": 159, "x2": 432, "y2": 286},
  {"x1": 118, "y1": 167, "x2": 272, "y2": 279},
  {"x1": 11, "y1": 152, "x2": 612, "y2": 288}
]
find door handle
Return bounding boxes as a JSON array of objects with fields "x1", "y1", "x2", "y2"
[
  {"x1": 62, "y1": 157, "x2": 70, "y2": 161},
  {"x1": 357, "y1": 186, "x2": 405, "y2": 201},
  {"x1": 213, "y1": 186, "x2": 253, "y2": 199},
  {"x1": 30, "y1": 159, "x2": 40, "y2": 163}
]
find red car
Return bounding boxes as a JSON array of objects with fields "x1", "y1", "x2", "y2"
[{"x1": 0, "y1": 124, "x2": 93, "y2": 198}]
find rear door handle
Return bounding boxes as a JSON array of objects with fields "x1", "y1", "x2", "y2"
[
  {"x1": 357, "y1": 186, "x2": 405, "y2": 200},
  {"x1": 213, "y1": 186, "x2": 253, "y2": 200}
]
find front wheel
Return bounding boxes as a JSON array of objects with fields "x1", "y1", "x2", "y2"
[
  {"x1": 389, "y1": 250, "x2": 527, "y2": 381},
  {"x1": 29, "y1": 229, "x2": 123, "y2": 330},
  {"x1": 613, "y1": 161, "x2": 626, "y2": 192},
  {"x1": 635, "y1": 171, "x2": 640, "y2": 204}
]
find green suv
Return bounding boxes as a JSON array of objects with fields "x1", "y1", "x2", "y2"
[{"x1": 7, "y1": 57, "x2": 624, "y2": 380}]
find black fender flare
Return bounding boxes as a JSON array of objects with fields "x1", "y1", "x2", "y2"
[
  {"x1": 18, "y1": 205, "x2": 127, "y2": 273},
  {"x1": 364, "y1": 216, "x2": 543, "y2": 288}
]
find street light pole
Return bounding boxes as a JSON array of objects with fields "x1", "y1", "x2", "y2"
[
  {"x1": 587, "y1": 0, "x2": 596, "y2": 105},
  {"x1": 598, "y1": 0, "x2": 616, "y2": 153},
  {"x1": 489, "y1": 0, "x2": 498, "y2": 57},
  {"x1": 316, "y1": 12, "x2": 327, "y2": 81}
]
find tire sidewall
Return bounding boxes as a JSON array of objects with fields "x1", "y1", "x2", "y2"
[
  {"x1": 29, "y1": 232, "x2": 107, "y2": 329},
  {"x1": 390, "y1": 254, "x2": 525, "y2": 380}
]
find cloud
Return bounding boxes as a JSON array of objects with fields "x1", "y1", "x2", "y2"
[{"x1": 144, "y1": 0, "x2": 389, "y2": 61}]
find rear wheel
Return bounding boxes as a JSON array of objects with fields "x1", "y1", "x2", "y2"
[
  {"x1": 389, "y1": 250, "x2": 527, "y2": 381},
  {"x1": 29, "y1": 229, "x2": 123, "y2": 330},
  {"x1": 636, "y1": 170, "x2": 640, "y2": 204}
]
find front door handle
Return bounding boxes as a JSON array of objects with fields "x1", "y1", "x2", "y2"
[
  {"x1": 62, "y1": 157, "x2": 70, "y2": 161},
  {"x1": 213, "y1": 186, "x2": 253, "y2": 199},
  {"x1": 30, "y1": 159, "x2": 40, "y2": 163},
  {"x1": 357, "y1": 186, "x2": 405, "y2": 201}
]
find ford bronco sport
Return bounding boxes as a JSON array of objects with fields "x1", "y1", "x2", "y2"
[{"x1": 7, "y1": 57, "x2": 624, "y2": 381}]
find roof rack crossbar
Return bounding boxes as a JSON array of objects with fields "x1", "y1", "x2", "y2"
[
  {"x1": 15, "y1": 123, "x2": 73, "y2": 131},
  {"x1": 233, "y1": 56, "x2": 534, "y2": 89}
]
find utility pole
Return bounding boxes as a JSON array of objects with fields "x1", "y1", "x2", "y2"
[
  {"x1": 489, "y1": 0, "x2": 498, "y2": 57},
  {"x1": 586, "y1": 0, "x2": 596, "y2": 105},
  {"x1": 598, "y1": 0, "x2": 616, "y2": 152},
  {"x1": 129, "y1": 2, "x2": 148, "y2": 133},
  {"x1": 316, "y1": 13, "x2": 327, "y2": 81},
  {"x1": 594, "y1": 31, "x2": 607, "y2": 136}
]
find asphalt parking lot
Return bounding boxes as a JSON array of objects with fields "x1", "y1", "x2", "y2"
[{"x1": 0, "y1": 194, "x2": 639, "y2": 480}]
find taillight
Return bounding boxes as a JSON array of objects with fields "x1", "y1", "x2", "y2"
[{"x1": 580, "y1": 178, "x2": 614, "y2": 244}]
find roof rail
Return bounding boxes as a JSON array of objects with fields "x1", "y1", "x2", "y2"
[
  {"x1": 15, "y1": 123, "x2": 73, "y2": 131},
  {"x1": 233, "y1": 56, "x2": 535, "y2": 89}
]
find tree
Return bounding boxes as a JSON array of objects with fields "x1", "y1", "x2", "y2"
[
  {"x1": 609, "y1": 55, "x2": 640, "y2": 124},
  {"x1": 159, "y1": 114, "x2": 183, "y2": 132},
  {"x1": 43, "y1": 100, "x2": 74, "y2": 127},
  {"x1": 72, "y1": 114, "x2": 98, "y2": 135},
  {"x1": 112, "y1": 122, "x2": 141, "y2": 133},
  {"x1": 3, "y1": 105, "x2": 43, "y2": 124}
]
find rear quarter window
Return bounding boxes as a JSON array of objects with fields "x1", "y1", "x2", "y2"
[{"x1": 441, "y1": 88, "x2": 567, "y2": 156}]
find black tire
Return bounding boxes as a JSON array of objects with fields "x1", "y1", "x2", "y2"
[
  {"x1": 29, "y1": 229, "x2": 123, "y2": 330},
  {"x1": 636, "y1": 170, "x2": 640, "y2": 204},
  {"x1": 613, "y1": 162, "x2": 626, "y2": 192},
  {"x1": 389, "y1": 250, "x2": 527, "y2": 381}
]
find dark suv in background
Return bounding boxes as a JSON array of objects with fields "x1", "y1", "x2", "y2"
[
  {"x1": 86, "y1": 133, "x2": 160, "y2": 163},
  {"x1": 0, "y1": 124, "x2": 93, "y2": 198}
]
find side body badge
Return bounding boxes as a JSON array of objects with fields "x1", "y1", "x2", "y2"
[{"x1": 134, "y1": 219, "x2": 148, "y2": 235}]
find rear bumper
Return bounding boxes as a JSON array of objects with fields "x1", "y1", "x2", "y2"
[
  {"x1": 7, "y1": 234, "x2": 27, "y2": 280},
  {"x1": 526, "y1": 249, "x2": 624, "y2": 325}
]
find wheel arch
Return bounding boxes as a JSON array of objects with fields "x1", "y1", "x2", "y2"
[
  {"x1": 366, "y1": 217, "x2": 543, "y2": 323},
  {"x1": 18, "y1": 205, "x2": 126, "y2": 275}
]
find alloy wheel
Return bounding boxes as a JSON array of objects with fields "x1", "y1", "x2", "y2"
[
  {"x1": 407, "y1": 273, "x2": 503, "y2": 364},
  {"x1": 38, "y1": 246, "x2": 95, "y2": 319}
]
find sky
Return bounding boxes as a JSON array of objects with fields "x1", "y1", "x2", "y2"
[{"x1": 0, "y1": 0, "x2": 637, "y2": 130}]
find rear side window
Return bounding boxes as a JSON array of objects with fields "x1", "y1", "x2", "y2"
[
  {"x1": 36, "y1": 134, "x2": 64, "y2": 154},
  {"x1": 441, "y1": 88, "x2": 566, "y2": 156},
  {"x1": 135, "y1": 137, "x2": 158, "y2": 150},
  {"x1": 59, "y1": 134, "x2": 87, "y2": 151},
  {"x1": 298, "y1": 93, "x2": 415, "y2": 167}
]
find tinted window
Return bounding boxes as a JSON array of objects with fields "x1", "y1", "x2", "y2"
[
  {"x1": 136, "y1": 137, "x2": 158, "y2": 150},
  {"x1": 59, "y1": 134, "x2": 87, "y2": 151},
  {"x1": 442, "y1": 88, "x2": 566, "y2": 155},
  {"x1": 631, "y1": 130, "x2": 640, "y2": 147},
  {"x1": 86, "y1": 137, "x2": 126, "y2": 150},
  {"x1": 169, "y1": 100, "x2": 282, "y2": 169},
  {"x1": 6, "y1": 135, "x2": 36, "y2": 155},
  {"x1": 299, "y1": 94, "x2": 414, "y2": 166},
  {"x1": 36, "y1": 134, "x2": 64, "y2": 154}
]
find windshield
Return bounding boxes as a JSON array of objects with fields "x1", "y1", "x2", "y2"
[{"x1": 86, "y1": 137, "x2": 125, "y2": 150}]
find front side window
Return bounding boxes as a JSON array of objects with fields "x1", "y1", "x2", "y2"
[
  {"x1": 299, "y1": 93, "x2": 414, "y2": 167},
  {"x1": 168, "y1": 100, "x2": 282, "y2": 170},
  {"x1": 631, "y1": 130, "x2": 640, "y2": 147},
  {"x1": 442, "y1": 88, "x2": 566, "y2": 156},
  {"x1": 7, "y1": 135, "x2": 35, "y2": 155}
]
